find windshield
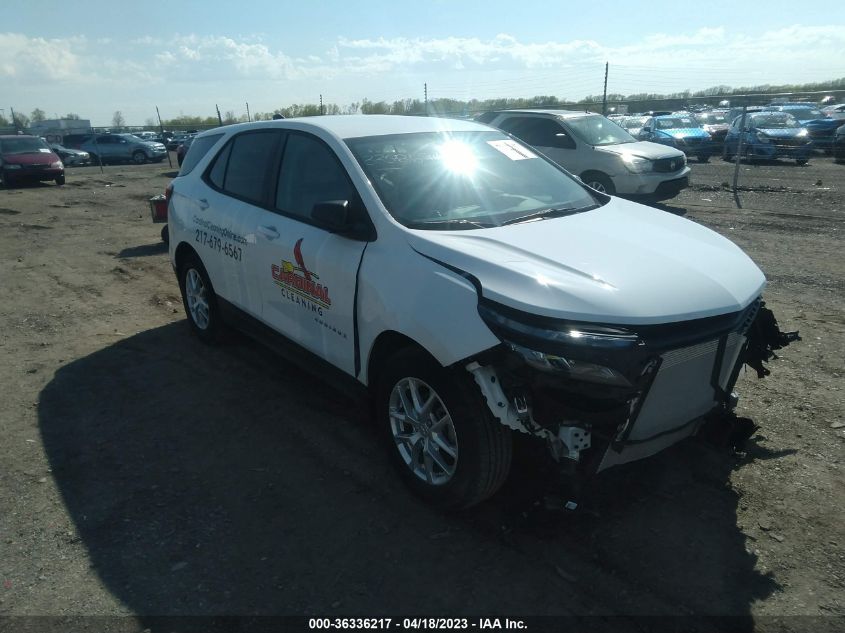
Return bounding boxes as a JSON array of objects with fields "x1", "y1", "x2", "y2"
[
  {"x1": 0, "y1": 137, "x2": 52, "y2": 154},
  {"x1": 783, "y1": 108, "x2": 822, "y2": 121},
  {"x1": 656, "y1": 117, "x2": 698, "y2": 130},
  {"x1": 696, "y1": 112, "x2": 727, "y2": 124},
  {"x1": 120, "y1": 134, "x2": 144, "y2": 142},
  {"x1": 346, "y1": 131, "x2": 599, "y2": 230},
  {"x1": 748, "y1": 113, "x2": 800, "y2": 129},
  {"x1": 564, "y1": 116, "x2": 636, "y2": 146}
]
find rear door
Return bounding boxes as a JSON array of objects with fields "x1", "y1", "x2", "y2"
[{"x1": 194, "y1": 129, "x2": 282, "y2": 314}]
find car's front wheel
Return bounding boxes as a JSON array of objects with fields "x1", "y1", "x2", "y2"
[
  {"x1": 377, "y1": 349, "x2": 512, "y2": 509},
  {"x1": 178, "y1": 253, "x2": 223, "y2": 343},
  {"x1": 132, "y1": 150, "x2": 147, "y2": 164},
  {"x1": 55, "y1": 174, "x2": 65, "y2": 186},
  {"x1": 581, "y1": 171, "x2": 616, "y2": 196}
]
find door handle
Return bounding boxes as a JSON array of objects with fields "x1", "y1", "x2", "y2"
[
  {"x1": 198, "y1": 198, "x2": 209, "y2": 210},
  {"x1": 258, "y1": 225, "x2": 280, "y2": 240}
]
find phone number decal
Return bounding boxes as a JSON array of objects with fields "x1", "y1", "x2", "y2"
[{"x1": 195, "y1": 229, "x2": 242, "y2": 262}]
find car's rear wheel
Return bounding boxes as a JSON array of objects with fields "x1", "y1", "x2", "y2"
[
  {"x1": 377, "y1": 348, "x2": 512, "y2": 509},
  {"x1": 178, "y1": 253, "x2": 223, "y2": 343},
  {"x1": 581, "y1": 171, "x2": 616, "y2": 196},
  {"x1": 132, "y1": 150, "x2": 147, "y2": 165}
]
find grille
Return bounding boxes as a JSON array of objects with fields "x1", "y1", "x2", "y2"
[
  {"x1": 627, "y1": 333, "x2": 746, "y2": 442},
  {"x1": 654, "y1": 157, "x2": 684, "y2": 172}
]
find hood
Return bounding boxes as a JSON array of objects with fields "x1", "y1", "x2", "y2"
[
  {"x1": 661, "y1": 128, "x2": 710, "y2": 140},
  {"x1": 405, "y1": 198, "x2": 765, "y2": 325},
  {"x1": 594, "y1": 140, "x2": 684, "y2": 160},
  {"x1": 755, "y1": 127, "x2": 807, "y2": 138},
  {"x1": 1, "y1": 150, "x2": 60, "y2": 165}
]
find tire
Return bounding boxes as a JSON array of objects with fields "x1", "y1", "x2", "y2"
[
  {"x1": 581, "y1": 171, "x2": 616, "y2": 196},
  {"x1": 132, "y1": 150, "x2": 147, "y2": 165},
  {"x1": 698, "y1": 154, "x2": 710, "y2": 163},
  {"x1": 796, "y1": 158, "x2": 808, "y2": 166},
  {"x1": 160, "y1": 224, "x2": 169, "y2": 244},
  {"x1": 55, "y1": 174, "x2": 65, "y2": 186},
  {"x1": 377, "y1": 348, "x2": 512, "y2": 509},
  {"x1": 88, "y1": 153, "x2": 100, "y2": 165},
  {"x1": 177, "y1": 252, "x2": 224, "y2": 343}
]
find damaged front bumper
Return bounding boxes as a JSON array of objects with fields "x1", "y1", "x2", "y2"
[{"x1": 465, "y1": 298, "x2": 799, "y2": 478}]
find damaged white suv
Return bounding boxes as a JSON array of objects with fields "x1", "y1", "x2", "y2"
[{"x1": 168, "y1": 116, "x2": 797, "y2": 508}]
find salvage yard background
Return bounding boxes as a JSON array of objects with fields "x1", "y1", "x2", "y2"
[{"x1": 0, "y1": 154, "x2": 843, "y2": 631}]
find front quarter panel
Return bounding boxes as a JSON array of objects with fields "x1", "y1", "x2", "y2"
[{"x1": 356, "y1": 237, "x2": 499, "y2": 385}]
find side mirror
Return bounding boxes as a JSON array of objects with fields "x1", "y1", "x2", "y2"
[{"x1": 312, "y1": 200, "x2": 374, "y2": 241}]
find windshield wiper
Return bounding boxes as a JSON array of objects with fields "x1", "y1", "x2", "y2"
[
  {"x1": 500, "y1": 205, "x2": 594, "y2": 226},
  {"x1": 406, "y1": 218, "x2": 495, "y2": 230}
]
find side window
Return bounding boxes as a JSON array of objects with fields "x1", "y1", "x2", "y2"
[
  {"x1": 499, "y1": 117, "x2": 574, "y2": 149},
  {"x1": 221, "y1": 131, "x2": 279, "y2": 205},
  {"x1": 97, "y1": 135, "x2": 113, "y2": 144},
  {"x1": 207, "y1": 141, "x2": 232, "y2": 190},
  {"x1": 179, "y1": 133, "x2": 224, "y2": 175},
  {"x1": 275, "y1": 133, "x2": 357, "y2": 222}
]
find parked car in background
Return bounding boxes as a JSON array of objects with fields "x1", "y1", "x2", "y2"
[
  {"x1": 833, "y1": 123, "x2": 845, "y2": 162},
  {"x1": 61, "y1": 134, "x2": 93, "y2": 149},
  {"x1": 49, "y1": 143, "x2": 91, "y2": 166},
  {"x1": 765, "y1": 104, "x2": 825, "y2": 125},
  {"x1": 479, "y1": 109, "x2": 690, "y2": 199},
  {"x1": 694, "y1": 110, "x2": 730, "y2": 149},
  {"x1": 722, "y1": 112, "x2": 812, "y2": 164},
  {"x1": 79, "y1": 133, "x2": 167, "y2": 164},
  {"x1": 821, "y1": 104, "x2": 845, "y2": 120},
  {"x1": 638, "y1": 114, "x2": 714, "y2": 162},
  {"x1": 167, "y1": 115, "x2": 793, "y2": 508},
  {"x1": 616, "y1": 115, "x2": 649, "y2": 137},
  {"x1": 0, "y1": 135, "x2": 65, "y2": 186},
  {"x1": 132, "y1": 131, "x2": 158, "y2": 141},
  {"x1": 176, "y1": 135, "x2": 195, "y2": 166},
  {"x1": 725, "y1": 106, "x2": 767, "y2": 126}
]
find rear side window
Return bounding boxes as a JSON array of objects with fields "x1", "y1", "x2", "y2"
[
  {"x1": 206, "y1": 131, "x2": 279, "y2": 205},
  {"x1": 179, "y1": 133, "x2": 223, "y2": 175}
]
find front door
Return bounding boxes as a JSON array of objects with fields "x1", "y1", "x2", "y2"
[{"x1": 253, "y1": 131, "x2": 369, "y2": 377}]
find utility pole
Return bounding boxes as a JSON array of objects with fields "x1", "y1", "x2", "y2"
[
  {"x1": 424, "y1": 83, "x2": 428, "y2": 117},
  {"x1": 10, "y1": 106, "x2": 19, "y2": 132},
  {"x1": 602, "y1": 62, "x2": 609, "y2": 116},
  {"x1": 246, "y1": 102, "x2": 251, "y2": 122},
  {"x1": 156, "y1": 106, "x2": 173, "y2": 168},
  {"x1": 320, "y1": 94, "x2": 324, "y2": 115},
  {"x1": 216, "y1": 104, "x2": 223, "y2": 127}
]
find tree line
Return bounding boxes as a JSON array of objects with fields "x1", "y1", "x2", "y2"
[{"x1": 4, "y1": 77, "x2": 843, "y2": 130}]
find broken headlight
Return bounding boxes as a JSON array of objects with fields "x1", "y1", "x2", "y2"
[
  {"x1": 506, "y1": 341, "x2": 633, "y2": 387},
  {"x1": 478, "y1": 300, "x2": 640, "y2": 387}
]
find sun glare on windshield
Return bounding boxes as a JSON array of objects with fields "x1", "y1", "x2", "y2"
[{"x1": 438, "y1": 140, "x2": 478, "y2": 175}]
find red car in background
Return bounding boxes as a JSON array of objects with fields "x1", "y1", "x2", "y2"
[{"x1": 0, "y1": 135, "x2": 65, "y2": 187}]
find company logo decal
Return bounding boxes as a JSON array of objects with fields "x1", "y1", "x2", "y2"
[{"x1": 271, "y1": 238, "x2": 331, "y2": 316}]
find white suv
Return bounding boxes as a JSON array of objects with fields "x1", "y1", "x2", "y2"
[
  {"x1": 478, "y1": 109, "x2": 691, "y2": 199},
  {"x1": 168, "y1": 116, "x2": 793, "y2": 508}
]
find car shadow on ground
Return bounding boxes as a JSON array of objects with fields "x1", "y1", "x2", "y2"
[
  {"x1": 117, "y1": 242, "x2": 168, "y2": 258},
  {"x1": 38, "y1": 323, "x2": 779, "y2": 625}
]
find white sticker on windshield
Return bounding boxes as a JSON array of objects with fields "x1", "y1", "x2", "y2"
[
  {"x1": 487, "y1": 140, "x2": 537, "y2": 160},
  {"x1": 38, "y1": 148, "x2": 52, "y2": 153}
]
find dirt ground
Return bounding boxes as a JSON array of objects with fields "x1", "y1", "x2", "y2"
[{"x1": 0, "y1": 152, "x2": 843, "y2": 632}]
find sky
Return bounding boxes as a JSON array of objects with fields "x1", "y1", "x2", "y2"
[{"x1": 2, "y1": 0, "x2": 844, "y2": 126}]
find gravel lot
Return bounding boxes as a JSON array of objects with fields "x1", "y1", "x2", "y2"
[{"x1": 1, "y1": 153, "x2": 843, "y2": 632}]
